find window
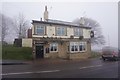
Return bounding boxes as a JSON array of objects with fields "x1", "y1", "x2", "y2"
[
  {"x1": 70, "y1": 42, "x2": 79, "y2": 52},
  {"x1": 70, "y1": 42, "x2": 75, "y2": 51},
  {"x1": 70, "y1": 42, "x2": 86, "y2": 53},
  {"x1": 74, "y1": 28, "x2": 83, "y2": 37},
  {"x1": 35, "y1": 25, "x2": 45, "y2": 35},
  {"x1": 50, "y1": 43, "x2": 58, "y2": 52},
  {"x1": 79, "y1": 42, "x2": 86, "y2": 51},
  {"x1": 56, "y1": 27, "x2": 66, "y2": 36}
]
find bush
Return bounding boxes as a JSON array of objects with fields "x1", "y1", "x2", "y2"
[
  {"x1": 89, "y1": 51, "x2": 101, "y2": 58},
  {"x1": 2, "y1": 41, "x2": 8, "y2": 45},
  {"x1": 2, "y1": 45, "x2": 33, "y2": 60}
]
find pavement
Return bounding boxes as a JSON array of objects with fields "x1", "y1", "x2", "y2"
[
  {"x1": 2, "y1": 58, "x2": 119, "y2": 78},
  {"x1": 0, "y1": 57, "x2": 115, "y2": 65},
  {"x1": 1, "y1": 60, "x2": 28, "y2": 65},
  {"x1": 1, "y1": 58, "x2": 90, "y2": 65}
]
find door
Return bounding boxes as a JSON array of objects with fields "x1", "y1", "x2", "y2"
[{"x1": 36, "y1": 44, "x2": 44, "y2": 59}]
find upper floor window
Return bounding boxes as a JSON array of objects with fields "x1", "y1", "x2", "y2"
[
  {"x1": 74, "y1": 28, "x2": 83, "y2": 37},
  {"x1": 56, "y1": 27, "x2": 67, "y2": 36},
  {"x1": 35, "y1": 25, "x2": 45, "y2": 35}
]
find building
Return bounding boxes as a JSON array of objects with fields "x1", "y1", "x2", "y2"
[
  {"x1": 31, "y1": 6, "x2": 93, "y2": 59},
  {"x1": 14, "y1": 29, "x2": 32, "y2": 47}
]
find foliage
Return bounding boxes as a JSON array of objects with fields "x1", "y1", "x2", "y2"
[
  {"x1": 73, "y1": 17, "x2": 105, "y2": 45},
  {"x1": 89, "y1": 51, "x2": 101, "y2": 58},
  {"x1": 0, "y1": 13, "x2": 13, "y2": 42},
  {"x1": 12, "y1": 13, "x2": 30, "y2": 38}
]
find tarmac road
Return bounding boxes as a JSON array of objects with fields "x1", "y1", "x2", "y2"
[{"x1": 1, "y1": 58, "x2": 119, "y2": 78}]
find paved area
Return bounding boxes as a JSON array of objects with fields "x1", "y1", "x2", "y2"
[
  {"x1": 2, "y1": 58, "x2": 119, "y2": 78},
  {"x1": 1, "y1": 58, "x2": 92, "y2": 65},
  {"x1": 1, "y1": 60, "x2": 27, "y2": 65},
  {"x1": 27, "y1": 58, "x2": 91, "y2": 65}
]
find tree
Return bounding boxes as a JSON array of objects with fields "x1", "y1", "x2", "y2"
[
  {"x1": 13, "y1": 13, "x2": 30, "y2": 38},
  {"x1": 72, "y1": 17, "x2": 105, "y2": 45},
  {"x1": 0, "y1": 13, "x2": 12, "y2": 43}
]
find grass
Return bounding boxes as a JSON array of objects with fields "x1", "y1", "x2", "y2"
[
  {"x1": 2, "y1": 44, "x2": 33, "y2": 60},
  {"x1": 0, "y1": 43, "x2": 2, "y2": 60},
  {"x1": 2, "y1": 44, "x2": 101, "y2": 60},
  {"x1": 89, "y1": 51, "x2": 101, "y2": 58}
]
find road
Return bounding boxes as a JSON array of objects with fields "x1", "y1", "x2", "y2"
[{"x1": 1, "y1": 58, "x2": 119, "y2": 78}]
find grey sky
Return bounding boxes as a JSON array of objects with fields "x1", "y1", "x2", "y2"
[{"x1": 1, "y1": 1, "x2": 118, "y2": 48}]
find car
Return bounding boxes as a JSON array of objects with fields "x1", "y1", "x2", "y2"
[{"x1": 101, "y1": 46, "x2": 119, "y2": 61}]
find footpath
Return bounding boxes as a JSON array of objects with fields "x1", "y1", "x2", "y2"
[{"x1": 1, "y1": 58, "x2": 97, "y2": 65}]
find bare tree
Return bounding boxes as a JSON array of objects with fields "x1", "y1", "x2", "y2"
[
  {"x1": 0, "y1": 13, "x2": 11, "y2": 42},
  {"x1": 13, "y1": 13, "x2": 30, "y2": 38},
  {"x1": 73, "y1": 17, "x2": 105, "y2": 45}
]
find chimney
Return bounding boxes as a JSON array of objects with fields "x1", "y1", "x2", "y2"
[
  {"x1": 44, "y1": 6, "x2": 49, "y2": 21},
  {"x1": 27, "y1": 29, "x2": 32, "y2": 38},
  {"x1": 40, "y1": 18, "x2": 42, "y2": 21},
  {"x1": 80, "y1": 17, "x2": 85, "y2": 25}
]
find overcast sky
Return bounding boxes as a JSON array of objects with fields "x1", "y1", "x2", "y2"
[{"x1": 0, "y1": 1, "x2": 118, "y2": 48}]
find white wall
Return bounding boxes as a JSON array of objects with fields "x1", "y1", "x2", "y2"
[
  {"x1": 32, "y1": 25, "x2": 91, "y2": 39},
  {"x1": 22, "y1": 38, "x2": 32, "y2": 47},
  {"x1": 32, "y1": 25, "x2": 34, "y2": 35},
  {"x1": 83, "y1": 29, "x2": 91, "y2": 39},
  {"x1": 67, "y1": 27, "x2": 74, "y2": 37},
  {"x1": 47, "y1": 26, "x2": 55, "y2": 37}
]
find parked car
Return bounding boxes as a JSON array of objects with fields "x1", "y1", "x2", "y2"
[{"x1": 101, "y1": 46, "x2": 119, "y2": 61}]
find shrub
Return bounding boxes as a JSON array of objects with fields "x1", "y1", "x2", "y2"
[{"x1": 89, "y1": 51, "x2": 101, "y2": 58}]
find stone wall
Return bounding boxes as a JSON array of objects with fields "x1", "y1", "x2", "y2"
[
  {"x1": 32, "y1": 38, "x2": 91, "y2": 60},
  {"x1": 67, "y1": 42, "x2": 91, "y2": 60}
]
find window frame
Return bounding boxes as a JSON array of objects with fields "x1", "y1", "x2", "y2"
[
  {"x1": 56, "y1": 26, "x2": 67, "y2": 36},
  {"x1": 70, "y1": 42, "x2": 87, "y2": 53},
  {"x1": 35, "y1": 25, "x2": 45, "y2": 35},
  {"x1": 79, "y1": 42, "x2": 87, "y2": 52},
  {"x1": 70, "y1": 42, "x2": 79, "y2": 53},
  {"x1": 74, "y1": 28, "x2": 83, "y2": 37},
  {"x1": 50, "y1": 43, "x2": 58, "y2": 52}
]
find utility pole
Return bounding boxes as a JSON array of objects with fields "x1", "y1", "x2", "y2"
[{"x1": 108, "y1": 35, "x2": 110, "y2": 46}]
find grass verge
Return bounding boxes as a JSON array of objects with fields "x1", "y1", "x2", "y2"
[
  {"x1": 89, "y1": 51, "x2": 101, "y2": 58},
  {"x1": 2, "y1": 45, "x2": 33, "y2": 60}
]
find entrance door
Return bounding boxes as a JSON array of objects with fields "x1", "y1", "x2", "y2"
[{"x1": 36, "y1": 44, "x2": 44, "y2": 59}]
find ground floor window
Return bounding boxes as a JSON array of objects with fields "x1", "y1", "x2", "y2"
[
  {"x1": 50, "y1": 43, "x2": 58, "y2": 52},
  {"x1": 70, "y1": 42, "x2": 87, "y2": 53}
]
